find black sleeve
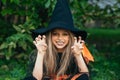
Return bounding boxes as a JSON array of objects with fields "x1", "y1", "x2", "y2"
[{"x1": 22, "y1": 50, "x2": 37, "y2": 80}]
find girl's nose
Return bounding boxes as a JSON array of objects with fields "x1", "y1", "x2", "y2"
[{"x1": 58, "y1": 34, "x2": 63, "y2": 39}]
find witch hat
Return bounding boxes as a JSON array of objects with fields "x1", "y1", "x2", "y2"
[
  {"x1": 32, "y1": 0, "x2": 94, "y2": 62},
  {"x1": 32, "y1": 0, "x2": 87, "y2": 40}
]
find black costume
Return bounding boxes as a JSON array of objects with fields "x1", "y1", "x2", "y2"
[{"x1": 23, "y1": 51, "x2": 89, "y2": 80}]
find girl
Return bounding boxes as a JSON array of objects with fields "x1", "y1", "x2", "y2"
[
  {"x1": 23, "y1": 0, "x2": 94, "y2": 79},
  {"x1": 32, "y1": 28, "x2": 89, "y2": 80}
]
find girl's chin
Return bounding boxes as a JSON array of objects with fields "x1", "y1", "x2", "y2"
[{"x1": 56, "y1": 47, "x2": 64, "y2": 49}]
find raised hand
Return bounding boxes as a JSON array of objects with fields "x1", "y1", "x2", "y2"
[
  {"x1": 71, "y1": 36, "x2": 84, "y2": 56},
  {"x1": 33, "y1": 35, "x2": 47, "y2": 54}
]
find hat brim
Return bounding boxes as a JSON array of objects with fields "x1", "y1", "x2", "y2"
[{"x1": 32, "y1": 26, "x2": 87, "y2": 40}]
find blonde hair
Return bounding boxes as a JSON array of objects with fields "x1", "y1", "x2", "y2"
[{"x1": 43, "y1": 30, "x2": 75, "y2": 77}]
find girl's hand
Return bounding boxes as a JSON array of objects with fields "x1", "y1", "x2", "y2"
[
  {"x1": 71, "y1": 36, "x2": 84, "y2": 56},
  {"x1": 33, "y1": 35, "x2": 47, "y2": 55}
]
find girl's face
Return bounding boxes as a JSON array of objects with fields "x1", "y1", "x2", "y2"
[{"x1": 51, "y1": 29, "x2": 70, "y2": 52}]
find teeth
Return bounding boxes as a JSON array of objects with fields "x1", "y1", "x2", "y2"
[
  {"x1": 57, "y1": 42, "x2": 63, "y2": 44},
  {"x1": 56, "y1": 41, "x2": 64, "y2": 45}
]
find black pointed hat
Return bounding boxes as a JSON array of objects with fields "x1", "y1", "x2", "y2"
[{"x1": 32, "y1": 0, "x2": 87, "y2": 40}]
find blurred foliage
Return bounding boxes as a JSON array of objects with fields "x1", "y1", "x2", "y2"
[
  {"x1": 88, "y1": 45, "x2": 120, "y2": 80},
  {"x1": 0, "y1": 58, "x2": 27, "y2": 80},
  {"x1": 0, "y1": 0, "x2": 120, "y2": 80},
  {"x1": 86, "y1": 29, "x2": 120, "y2": 80},
  {"x1": 70, "y1": 0, "x2": 120, "y2": 28}
]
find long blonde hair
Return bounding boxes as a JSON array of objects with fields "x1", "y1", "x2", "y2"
[{"x1": 43, "y1": 30, "x2": 74, "y2": 77}]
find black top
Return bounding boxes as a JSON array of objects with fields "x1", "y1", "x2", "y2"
[
  {"x1": 56, "y1": 53, "x2": 79, "y2": 75},
  {"x1": 23, "y1": 51, "x2": 88, "y2": 80}
]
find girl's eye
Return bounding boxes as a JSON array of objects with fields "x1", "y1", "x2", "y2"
[
  {"x1": 63, "y1": 32, "x2": 69, "y2": 36},
  {"x1": 52, "y1": 32, "x2": 69, "y2": 36},
  {"x1": 52, "y1": 32, "x2": 58, "y2": 36}
]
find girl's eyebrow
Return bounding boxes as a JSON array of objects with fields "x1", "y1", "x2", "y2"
[
  {"x1": 52, "y1": 29, "x2": 69, "y2": 33},
  {"x1": 64, "y1": 30, "x2": 69, "y2": 33}
]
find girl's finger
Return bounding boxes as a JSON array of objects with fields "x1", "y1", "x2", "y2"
[
  {"x1": 42, "y1": 35, "x2": 46, "y2": 42},
  {"x1": 43, "y1": 43, "x2": 47, "y2": 48},
  {"x1": 74, "y1": 37, "x2": 77, "y2": 44},
  {"x1": 33, "y1": 41, "x2": 37, "y2": 45},
  {"x1": 79, "y1": 45, "x2": 84, "y2": 49},
  {"x1": 81, "y1": 40, "x2": 85, "y2": 45},
  {"x1": 35, "y1": 37, "x2": 39, "y2": 41},
  {"x1": 38, "y1": 35, "x2": 41, "y2": 40},
  {"x1": 78, "y1": 36, "x2": 81, "y2": 43}
]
